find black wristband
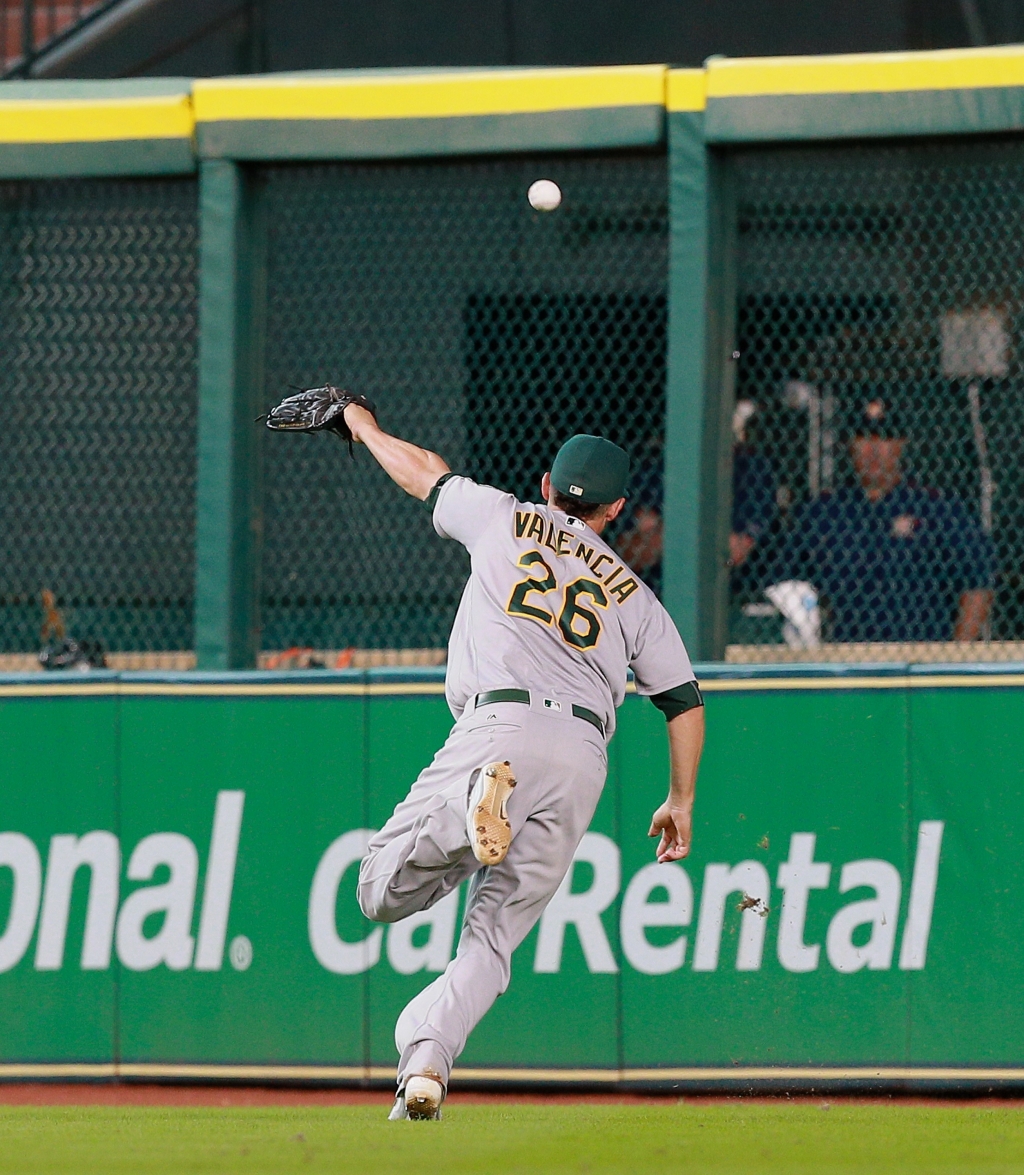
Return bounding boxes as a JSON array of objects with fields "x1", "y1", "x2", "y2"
[{"x1": 650, "y1": 680, "x2": 704, "y2": 720}]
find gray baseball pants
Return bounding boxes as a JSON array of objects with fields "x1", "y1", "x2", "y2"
[{"x1": 357, "y1": 695, "x2": 607, "y2": 1090}]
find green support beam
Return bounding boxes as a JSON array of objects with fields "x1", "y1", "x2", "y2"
[
  {"x1": 661, "y1": 112, "x2": 736, "y2": 660},
  {"x1": 194, "y1": 159, "x2": 265, "y2": 669}
]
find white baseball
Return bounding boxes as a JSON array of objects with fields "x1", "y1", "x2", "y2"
[{"x1": 528, "y1": 179, "x2": 562, "y2": 212}]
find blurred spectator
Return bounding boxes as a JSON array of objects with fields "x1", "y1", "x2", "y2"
[
  {"x1": 617, "y1": 400, "x2": 777, "y2": 596},
  {"x1": 772, "y1": 398, "x2": 995, "y2": 643},
  {"x1": 618, "y1": 438, "x2": 664, "y2": 594},
  {"x1": 729, "y1": 399, "x2": 777, "y2": 569}
]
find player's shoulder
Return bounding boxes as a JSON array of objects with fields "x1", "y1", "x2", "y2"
[
  {"x1": 436, "y1": 475, "x2": 515, "y2": 512},
  {"x1": 432, "y1": 475, "x2": 517, "y2": 544}
]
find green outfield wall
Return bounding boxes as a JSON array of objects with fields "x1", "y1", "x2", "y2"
[{"x1": 1, "y1": 664, "x2": 1022, "y2": 1089}]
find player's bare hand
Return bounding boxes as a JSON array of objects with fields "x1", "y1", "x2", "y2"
[
  {"x1": 648, "y1": 801, "x2": 692, "y2": 862},
  {"x1": 343, "y1": 402, "x2": 377, "y2": 443}
]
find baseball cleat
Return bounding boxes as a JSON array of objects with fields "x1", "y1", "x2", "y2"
[
  {"x1": 404, "y1": 1075, "x2": 445, "y2": 1120},
  {"x1": 467, "y1": 760, "x2": 517, "y2": 865}
]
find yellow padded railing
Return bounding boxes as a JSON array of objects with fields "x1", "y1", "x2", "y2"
[{"x1": 1, "y1": 46, "x2": 1024, "y2": 145}]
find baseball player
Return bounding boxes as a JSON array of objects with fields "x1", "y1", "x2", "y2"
[{"x1": 264, "y1": 388, "x2": 705, "y2": 1120}]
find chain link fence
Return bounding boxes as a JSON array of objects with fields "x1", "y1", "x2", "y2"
[
  {"x1": 728, "y1": 137, "x2": 1024, "y2": 662},
  {"x1": 257, "y1": 151, "x2": 667, "y2": 657},
  {"x1": 8, "y1": 137, "x2": 1021, "y2": 667},
  {"x1": 0, "y1": 176, "x2": 199, "y2": 668}
]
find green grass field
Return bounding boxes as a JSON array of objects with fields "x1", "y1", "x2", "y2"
[{"x1": 1, "y1": 1102, "x2": 1024, "y2": 1174}]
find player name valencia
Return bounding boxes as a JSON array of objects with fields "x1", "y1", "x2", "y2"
[
  {"x1": 513, "y1": 510, "x2": 640, "y2": 603},
  {"x1": 0, "y1": 793, "x2": 942, "y2": 979}
]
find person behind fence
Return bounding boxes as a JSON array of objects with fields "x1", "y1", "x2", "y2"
[
  {"x1": 729, "y1": 399, "x2": 777, "y2": 571},
  {"x1": 618, "y1": 401, "x2": 777, "y2": 594},
  {"x1": 770, "y1": 397, "x2": 995, "y2": 644},
  {"x1": 615, "y1": 441, "x2": 664, "y2": 595}
]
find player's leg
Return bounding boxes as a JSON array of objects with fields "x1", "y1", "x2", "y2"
[
  {"x1": 393, "y1": 716, "x2": 606, "y2": 1099},
  {"x1": 357, "y1": 767, "x2": 478, "y2": 925},
  {"x1": 357, "y1": 708, "x2": 526, "y2": 924}
]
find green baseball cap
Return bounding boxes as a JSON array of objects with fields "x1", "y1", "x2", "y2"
[{"x1": 550, "y1": 434, "x2": 630, "y2": 505}]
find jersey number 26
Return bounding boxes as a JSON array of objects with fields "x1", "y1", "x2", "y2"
[{"x1": 506, "y1": 550, "x2": 608, "y2": 650}]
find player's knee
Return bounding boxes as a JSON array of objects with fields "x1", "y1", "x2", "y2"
[
  {"x1": 361, "y1": 896, "x2": 400, "y2": 923},
  {"x1": 356, "y1": 855, "x2": 391, "y2": 923},
  {"x1": 356, "y1": 883, "x2": 377, "y2": 921},
  {"x1": 357, "y1": 882, "x2": 398, "y2": 923},
  {"x1": 356, "y1": 868, "x2": 408, "y2": 924}
]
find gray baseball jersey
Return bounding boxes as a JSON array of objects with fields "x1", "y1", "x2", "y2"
[
  {"x1": 361, "y1": 474, "x2": 697, "y2": 1095},
  {"x1": 433, "y1": 476, "x2": 695, "y2": 736}
]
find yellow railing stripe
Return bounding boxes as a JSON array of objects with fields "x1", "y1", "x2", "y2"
[
  {"x1": 707, "y1": 44, "x2": 1024, "y2": 99},
  {"x1": 0, "y1": 48, "x2": 1021, "y2": 149},
  {"x1": 192, "y1": 66, "x2": 666, "y2": 123},
  {"x1": 0, "y1": 93, "x2": 193, "y2": 144},
  {"x1": 116, "y1": 1063, "x2": 368, "y2": 1080},
  {"x1": 619, "y1": 1066, "x2": 1024, "y2": 1081},
  {"x1": 666, "y1": 69, "x2": 707, "y2": 112},
  {"x1": 700, "y1": 676, "x2": 908, "y2": 692},
  {"x1": 0, "y1": 46, "x2": 1021, "y2": 150},
  {"x1": 1, "y1": 1062, "x2": 1022, "y2": 1083},
  {"x1": 0, "y1": 673, "x2": 1022, "y2": 698}
]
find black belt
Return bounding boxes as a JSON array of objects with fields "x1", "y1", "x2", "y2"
[{"x1": 474, "y1": 688, "x2": 605, "y2": 737}]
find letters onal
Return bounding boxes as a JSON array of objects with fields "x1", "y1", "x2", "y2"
[{"x1": 0, "y1": 791, "x2": 245, "y2": 974}]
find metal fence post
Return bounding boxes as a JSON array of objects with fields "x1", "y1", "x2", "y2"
[
  {"x1": 662, "y1": 109, "x2": 735, "y2": 661},
  {"x1": 20, "y1": 0, "x2": 33, "y2": 74},
  {"x1": 194, "y1": 159, "x2": 265, "y2": 669}
]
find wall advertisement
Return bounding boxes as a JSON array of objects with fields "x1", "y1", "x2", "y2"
[{"x1": 1, "y1": 673, "x2": 1022, "y2": 1083}]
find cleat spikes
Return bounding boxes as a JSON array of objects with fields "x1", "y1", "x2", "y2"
[
  {"x1": 403, "y1": 1076, "x2": 444, "y2": 1121},
  {"x1": 466, "y1": 760, "x2": 517, "y2": 865}
]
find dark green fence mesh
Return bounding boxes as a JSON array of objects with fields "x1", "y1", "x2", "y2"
[
  {"x1": 0, "y1": 177, "x2": 199, "y2": 661},
  {"x1": 8, "y1": 135, "x2": 1024, "y2": 666},
  {"x1": 729, "y1": 138, "x2": 1024, "y2": 660},
  {"x1": 258, "y1": 152, "x2": 667, "y2": 654}
]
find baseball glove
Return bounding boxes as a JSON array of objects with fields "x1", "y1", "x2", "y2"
[{"x1": 261, "y1": 385, "x2": 377, "y2": 455}]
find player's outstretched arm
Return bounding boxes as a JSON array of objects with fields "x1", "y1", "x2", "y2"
[
  {"x1": 344, "y1": 403, "x2": 450, "y2": 501},
  {"x1": 648, "y1": 706, "x2": 704, "y2": 863}
]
